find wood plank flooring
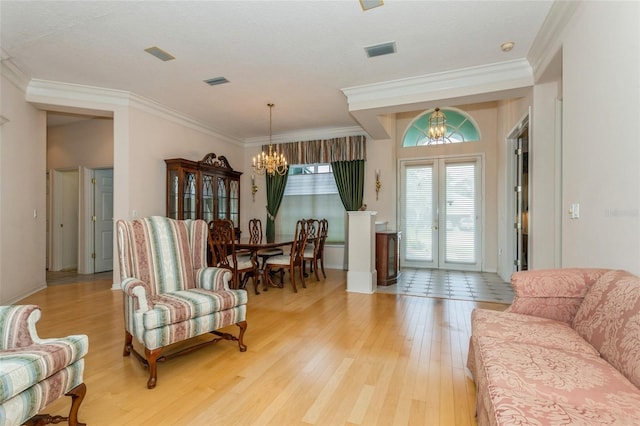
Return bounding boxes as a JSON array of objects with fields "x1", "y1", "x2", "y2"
[{"x1": 20, "y1": 269, "x2": 507, "y2": 426}]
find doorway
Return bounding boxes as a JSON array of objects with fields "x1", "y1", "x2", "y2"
[
  {"x1": 507, "y1": 114, "x2": 530, "y2": 273},
  {"x1": 400, "y1": 155, "x2": 483, "y2": 271},
  {"x1": 49, "y1": 167, "x2": 114, "y2": 275}
]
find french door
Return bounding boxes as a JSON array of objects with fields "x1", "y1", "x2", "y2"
[{"x1": 401, "y1": 156, "x2": 482, "y2": 270}]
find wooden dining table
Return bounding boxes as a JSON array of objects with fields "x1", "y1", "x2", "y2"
[{"x1": 235, "y1": 237, "x2": 294, "y2": 290}]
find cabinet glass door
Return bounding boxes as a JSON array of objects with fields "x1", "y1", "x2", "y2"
[
  {"x1": 217, "y1": 177, "x2": 227, "y2": 220},
  {"x1": 202, "y1": 174, "x2": 214, "y2": 223},
  {"x1": 388, "y1": 235, "x2": 396, "y2": 277},
  {"x1": 183, "y1": 171, "x2": 197, "y2": 219},
  {"x1": 229, "y1": 179, "x2": 239, "y2": 227},
  {"x1": 168, "y1": 170, "x2": 179, "y2": 219}
]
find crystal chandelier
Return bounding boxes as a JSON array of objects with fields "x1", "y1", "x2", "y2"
[
  {"x1": 252, "y1": 103, "x2": 288, "y2": 176},
  {"x1": 428, "y1": 107, "x2": 447, "y2": 144}
]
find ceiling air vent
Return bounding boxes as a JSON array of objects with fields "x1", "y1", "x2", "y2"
[
  {"x1": 204, "y1": 77, "x2": 230, "y2": 86},
  {"x1": 144, "y1": 46, "x2": 175, "y2": 62},
  {"x1": 364, "y1": 41, "x2": 396, "y2": 58}
]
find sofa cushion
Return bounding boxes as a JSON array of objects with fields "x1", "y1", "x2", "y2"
[
  {"x1": 473, "y1": 336, "x2": 640, "y2": 425},
  {"x1": 143, "y1": 288, "x2": 248, "y2": 329},
  {"x1": 572, "y1": 269, "x2": 640, "y2": 389},
  {"x1": 0, "y1": 335, "x2": 88, "y2": 403},
  {"x1": 471, "y1": 309, "x2": 599, "y2": 356}
]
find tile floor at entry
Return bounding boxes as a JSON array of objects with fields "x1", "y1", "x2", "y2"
[{"x1": 377, "y1": 268, "x2": 515, "y2": 304}]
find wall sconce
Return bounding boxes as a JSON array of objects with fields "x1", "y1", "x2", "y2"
[
  {"x1": 375, "y1": 169, "x2": 381, "y2": 200},
  {"x1": 251, "y1": 175, "x2": 258, "y2": 202}
]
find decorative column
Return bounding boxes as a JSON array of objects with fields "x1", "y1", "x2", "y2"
[{"x1": 346, "y1": 210, "x2": 377, "y2": 294}]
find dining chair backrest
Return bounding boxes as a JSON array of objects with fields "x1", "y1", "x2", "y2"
[
  {"x1": 209, "y1": 219, "x2": 259, "y2": 293},
  {"x1": 291, "y1": 219, "x2": 309, "y2": 263},
  {"x1": 208, "y1": 219, "x2": 237, "y2": 269},
  {"x1": 318, "y1": 219, "x2": 328, "y2": 252},
  {"x1": 248, "y1": 218, "x2": 263, "y2": 244}
]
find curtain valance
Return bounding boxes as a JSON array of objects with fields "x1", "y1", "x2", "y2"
[{"x1": 261, "y1": 135, "x2": 366, "y2": 165}]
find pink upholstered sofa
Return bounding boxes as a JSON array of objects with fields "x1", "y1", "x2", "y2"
[{"x1": 467, "y1": 268, "x2": 640, "y2": 425}]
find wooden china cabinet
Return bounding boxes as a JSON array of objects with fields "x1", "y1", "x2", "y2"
[
  {"x1": 165, "y1": 153, "x2": 242, "y2": 236},
  {"x1": 376, "y1": 230, "x2": 400, "y2": 286}
]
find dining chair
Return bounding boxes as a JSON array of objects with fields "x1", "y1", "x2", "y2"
[
  {"x1": 316, "y1": 219, "x2": 329, "y2": 279},
  {"x1": 248, "y1": 218, "x2": 284, "y2": 268},
  {"x1": 209, "y1": 219, "x2": 260, "y2": 295},
  {"x1": 304, "y1": 218, "x2": 328, "y2": 280},
  {"x1": 303, "y1": 218, "x2": 322, "y2": 281},
  {"x1": 263, "y1": 219, "x2": 308, "y2": 292}
]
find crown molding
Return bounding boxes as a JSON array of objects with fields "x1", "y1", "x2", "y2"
[
  {"x1": 23, "y1": 79, "x2": 243, "y2": 146},
  {"x1": 528, "y1": 0, "x2": 580, "y2": 82},
  {"x1": 0, "y1": 54, "x2": 31, "y2": 92},
  {"x1": 342, "y1": 59, "x2": 533, "y2": 112},
  {"x1": 244, "y1": 126, "x2": 366, "y2": 147}
]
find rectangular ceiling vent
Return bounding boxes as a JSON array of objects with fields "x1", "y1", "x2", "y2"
[
  {"x1": 204, "y1": 77, "x2": 230, "y2": 86},
  {"x1": 365, "y1": 42, "x2": 396, "y2": 58},
  {"x1": 144, "y1": 46, "x2": 175, "y2": 62}
]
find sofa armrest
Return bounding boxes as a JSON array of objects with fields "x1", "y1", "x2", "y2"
[
  {"x1": 0, "y1": 305, "x2": 41, "y2": 349},
  {"x1": 196, "y1": 267, "x2": 233, "y2": 291},
  {"x1": 506, "y1": 268, "x2": 610, "y2": 323},
  {"x1": 121, "y1": 278, "x2": 153, "y2": 312}
]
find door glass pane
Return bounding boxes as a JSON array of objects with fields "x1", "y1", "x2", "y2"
[
  {"x1": 202, "y1": 174, "x2": 214, "y2": 223},
  {"x1": 445, "y1": 162, "x2": 476, "y2": 263},
  {"x1": 388, "y1": 236, "x2": 396, "y2": 276},
  {"x1": 229, "y1": 179, "x2": 239, "y2": 227},
  {"x1": 404, "y1": 165, "x2": 433, "y2": 261},
  {"x1": 183, "y1": 172, "x2": 197, "y2": 219},
  {"x1": 168, "y1": 170, "x2": 178, "y2": 219},
  {"x1": 217, "y1": 177, "x2": 227, "y2": 219}
]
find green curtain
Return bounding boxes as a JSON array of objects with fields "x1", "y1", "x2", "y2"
[
  {"x1": 331, "y1": 160, "x2": 365, "y2": 211},
  {"x1": 265, "y1": 172, "x2": 289, "y2": 242}
]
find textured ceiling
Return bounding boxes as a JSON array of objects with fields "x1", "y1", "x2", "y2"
[{"x1": 1, "y1": 0, "x2": 554, "y2": 141}]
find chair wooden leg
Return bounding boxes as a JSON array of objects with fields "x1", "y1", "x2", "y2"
[
  {"x1": 66, "y1": 382, "x2": 87, "y2": 426},
  {"x1": 25, "y1": 383, "x2": 87, "y2": 426},
  {"x1": 237, "y1": 321, "x2": 248, "y2": 352},
  {"x1": 252, "y1": 272, "x2": 260, "y2": 295},
  {"x1": 290, "y1": 267, "x2": 298, "y2": 292},
  {"x1": 123, "y1": 331, "x2": 133, "y2": 356},
  {"x1": 313, "y1": 258, "x2": 320, "y2": 281},
  {"x1": 299, "y1": 264, "x2": 306, "y2": 289},
  {"x1": 145, "y1": 347, "x2": 163, "y2": 389},
  {"x1": 320, "y1": 258, "x2": 326, "y2": 278}
]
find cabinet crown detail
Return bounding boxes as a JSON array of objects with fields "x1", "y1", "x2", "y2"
[{"x1": 199, "y1": 152, "x2": 234, "y2": 170}]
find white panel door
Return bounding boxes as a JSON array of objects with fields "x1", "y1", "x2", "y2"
[{"x1": 94, "y1": 169, "x2": 114, "y2": 272}]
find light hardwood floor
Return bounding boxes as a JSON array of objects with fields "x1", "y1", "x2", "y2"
[{"x1": 22, "y1": 269, "x2": 507, "y2": 425}]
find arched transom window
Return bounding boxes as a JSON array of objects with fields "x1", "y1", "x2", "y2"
[{"x1": 402, "y1": 108, "x2": 480, "y2": 147}]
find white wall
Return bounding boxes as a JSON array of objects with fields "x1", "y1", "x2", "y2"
[
  {"x1": 560, "y1": 2, "x2": 640, "y2": 274},
  {"x1": 531, "y1": 81, "x2": 562, "y2": 269},
  {"x1": 0, "y1": 74, "x2": 47, "y2": 304},
  {"x1": 124, "y1": 106, "x2": 244, "y2": 220},
  {"x1": 47, "y1": 118, "x2": 114, "y2": 169}
]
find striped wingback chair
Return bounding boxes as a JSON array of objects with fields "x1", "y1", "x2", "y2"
[
  {"x1": 0, "y1": 305, "x2": 88, "y2": 426},
  {"x1": 116, "y1": 216, "x2": 248, "y2": 389}
]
